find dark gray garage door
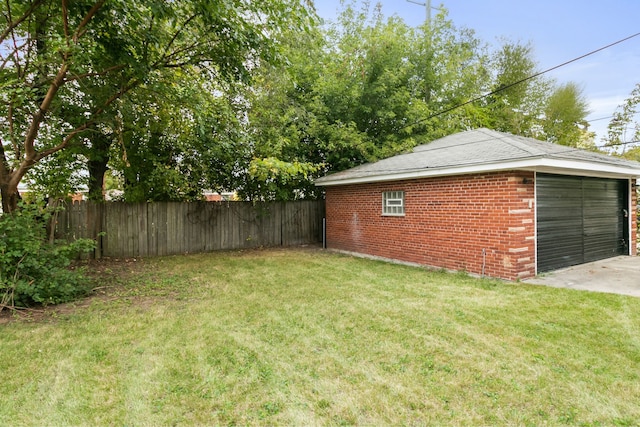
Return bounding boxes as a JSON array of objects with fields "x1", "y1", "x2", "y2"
[{"x1": 537, "y1": 173, "x2": 628, "y2": 273}]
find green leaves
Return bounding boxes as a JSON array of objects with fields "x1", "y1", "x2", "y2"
[
  {"x1": 0, "y1": 202, "x2": 95, "y2": 308},
  {"x1": 0, "y1": 0, "x2": 596, "y2": 207},
  {"x1": 1, "y1": 0, "x2": 316, "y2": 209},
  {"x1": 604, "y1": 83, "x2": 640, "y2": 154},
  {"x1": 543, "y1": 83, "x2": 592, "y2": 147},
  {"x1": 243, "y1": 157, "x2": 323, "y2": 201}
]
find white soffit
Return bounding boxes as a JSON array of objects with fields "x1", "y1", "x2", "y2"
[{"x1": 316, "y1": 158, "x2": 640, "y2": 186}]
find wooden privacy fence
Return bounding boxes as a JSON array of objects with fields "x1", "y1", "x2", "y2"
[{"x1": 56, "y1": 200, "x2": 325, "y2": 259}]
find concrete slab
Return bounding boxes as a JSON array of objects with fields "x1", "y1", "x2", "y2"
[{"x1": 523, "y1": 256, "x2": 640, "y2": 298}]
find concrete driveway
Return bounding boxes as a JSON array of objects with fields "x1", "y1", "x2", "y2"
[{"x1": 524, "y1": 256, "x2": 640, "y2": 298}]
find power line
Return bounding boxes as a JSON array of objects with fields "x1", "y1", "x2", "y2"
[
  {"x1": 401, "y1": 31, "x2": 640, "y2": 130},
  {"x1": 605, "y1": 139, "x2": 640, "y2": 147},
  {"x1": 589, "y1": 115, "x2": 614, "y2": 122},
  {"x1": 588, "y1": 110, "x2": 640, "y2": 123}
]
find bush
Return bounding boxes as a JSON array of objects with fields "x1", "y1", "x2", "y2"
[{"x1": 0, "y1": 202, "x2": 95, "y2": 308}]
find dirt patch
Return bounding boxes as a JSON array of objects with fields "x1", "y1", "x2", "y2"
[
  {"x1": 0, "y1": 257, "x2": 148, "y2": 324},
  {"x1": 1, "y1": 246, "x2": 326, "y2": 324}
]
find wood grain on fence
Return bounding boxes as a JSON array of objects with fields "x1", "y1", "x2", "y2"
[{"x1": 56, "y1": 200, "x2": 325, "y2": 258}]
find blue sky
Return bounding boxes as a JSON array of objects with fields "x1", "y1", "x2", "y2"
[{"x1": 314, "y1": 0, "x2": 640, "y2": 143}]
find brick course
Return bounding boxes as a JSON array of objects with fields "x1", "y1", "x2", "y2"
[{"x1": 325, "y1": 171, "x2": 537, "y2": 280}]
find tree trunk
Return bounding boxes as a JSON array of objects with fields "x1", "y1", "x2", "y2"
[
  {"x1": 0, "y1": 182, "x2": 21, "y2": 213},
  {"x1": 87, "y1": 157, "x2": 109, "y2": 201},
  {"x1": 86, "y1": 132, "x2": 112, "y2": 201}
]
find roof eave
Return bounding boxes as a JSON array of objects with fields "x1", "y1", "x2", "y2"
[{"x1": 315, "y1": 158, "x2": 640, "y2": 186}]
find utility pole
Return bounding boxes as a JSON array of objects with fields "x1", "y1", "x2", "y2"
[
  {"x1": 406, "y1": 0, "x2": 441, "y2": 103},
  {"x1": 406, "y1": 0, "x2": 438, "y2": 27}
]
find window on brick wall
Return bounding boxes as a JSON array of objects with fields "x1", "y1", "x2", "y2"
[{"x1": 382, "y1": 191, "x2": 405, "y2": 216}]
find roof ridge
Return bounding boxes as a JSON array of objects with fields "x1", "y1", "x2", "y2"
[
  {"x1": 414, "y1": 128, "x2": 501, "y2": 152},
  {"x1": 477, "y1": 128, "x2": 548, "y2": 157},
  {"x1": 316, "y1": 128, "x2": 640, "y2": 186}
]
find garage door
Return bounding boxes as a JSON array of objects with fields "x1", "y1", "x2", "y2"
[{"x1": 536, "y1": 174, "x2": 628, "y2": 273}]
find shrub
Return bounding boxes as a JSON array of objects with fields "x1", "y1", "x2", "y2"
[{"x1": 0, "y1": 202, "x2": 95, "y2": 309}]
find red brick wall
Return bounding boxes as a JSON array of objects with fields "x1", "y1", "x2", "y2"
[{"x1": 325, "y1": 171, "x2": 536, "y2": 280}]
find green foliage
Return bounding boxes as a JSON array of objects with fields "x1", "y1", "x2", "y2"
[
  {"x1": 0, "y1": 0, "x2": 317, "y2": 209},
  {"x1": 241, "y1": 157, "x2": 323, "y2": 201},
  {"x1": 1, "y1": 0, "x2": 595, "y2": 205},
  {"x1": 246, "y1": 1, "x2": 435, "y2": 182},
  {"x1": 109, "y1": 70, "x2": 249, "y2": 202},
  {"x1": 420, "y1": 11, "x2": 490, "y2": 135},
  {"x1": 604, "y1": 83, "x2": 640, "y2": 156},
  {"x1": 28, "y1": 148, "x2": 87, "y2": 199},
  {"x1": 321, "y1": 5, "x2": 432, "y2": 160},
  {"x1": 246, "y1": 1, "x2": 591, "y2": 184},
  {"x1": 542, "y1": 82, "x2": 592, "y2": 147},
  {"x1": 482, "y1": 41, "x2": 552, "y2": 137},
  {"x1": 0, "y1": 203, "x2": 95, "y2": 308}
]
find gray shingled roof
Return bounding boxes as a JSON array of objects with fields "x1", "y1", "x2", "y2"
[{"x1": 316, "y1": 128, "x2": 640, "y2": 186}]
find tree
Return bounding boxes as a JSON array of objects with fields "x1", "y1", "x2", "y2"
[
  {"x1": 242, "y1": 5, "x2": 364, "y2": 199},
  {"x1": 481, "y1": 41, "x2": 552, "y2": 137},
  {"x1": 603, "y1": 83, "x2": 640, "y2": 158},
  {"x1": 542, "y1": 82, "x2": 592, "y2": 147},
  {"x1": 219, "y1": 1, "x2": 594, "y2": 201},
  {"x1": 413, "y1": 9, "x2": 490, "y2": 138},
  {"x1": 245, "y1": 1, "x2": 491, "y2": 190},
  {"x1": 97, "y1": 68, "x2": 246, "y2": 202},
  {"x1": 0, "y1": 0, "x2": 314, "y2": 212}
]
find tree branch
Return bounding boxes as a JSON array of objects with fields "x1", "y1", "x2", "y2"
[
  {"x1": 73, "y1": 0, "x2": 105, "y2": 43},
  {"x1": 62, "y1": 0, "x2": 70, "y2": 51},
  {"x1": 34, "y1": 79, "x2": 141, "y2": 162},
  {"x1": 0, "y1": 0, "x2": 46, "y2": 46},
  {"x1": 0, "y1": 136, "x2": 12, "y2": 185},
  {"x1": 156, "y1": 39, "x2": 208, "y2": 68},
  {"x1": 142, "y1": 13, "x2": 154, "y2": 63},
  {"x1": 23, "y1": 62, "x2": 69, "y2": 161},
  {"x1": 11, "y1": 0, "x2": 107, "y2": 186},
  {"x1": 64, "y1": 63, "x2": 127, "y2": 82},
  {"x1": 166, "y1": 13, "x2": 198, "y2": 54},
  {"x1": 156, "y1": 13, "x2": 199, "y2": 67},
  {"x1": 8, "y1": 103, "x2": 20, "y2": 156},
  {"x1": 0, "y1": 45, "x2": 16, "y2": 69}
]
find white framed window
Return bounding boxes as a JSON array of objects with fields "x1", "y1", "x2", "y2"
[{"x1": 382, "y1": 191, "x2": 405, "y2": 216}]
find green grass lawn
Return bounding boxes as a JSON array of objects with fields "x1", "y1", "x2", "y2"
[{"x1": 1, "y1": 248, "x2": 639, "y2": 426}]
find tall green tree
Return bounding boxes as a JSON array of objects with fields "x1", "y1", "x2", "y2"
[
  {"x1": 542, "y1": 82, "x2": 592, "y2": 147},
  {"x1": 603, "y1": 83, "x2": 640, "y2": 158},
  {"x1": 0, "y1": 0, "x2": 314, "y2": 212},
  {"x1": 245, "y1": 0, "x2": 491, "y2": 193},
  {"x1": 108, "y1": 69, "x2": 250, "y2": 202},
  {"x1": 482, "y1": 41, "x2": 552, "y2": 136},
  {"x1": 413, "y1": 9, "x2": 489, "y2": 138}
]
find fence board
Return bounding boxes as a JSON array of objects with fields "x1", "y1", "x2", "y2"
[
  {"x1": 57, "y1": 200, "x2": 324, "y2": 258},
  {"x1": 147, "y1": 202, "x2": 157, "y2": 257}
]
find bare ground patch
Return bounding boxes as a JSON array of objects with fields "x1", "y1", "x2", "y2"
[{"x1": 0, "y1": 257, "x2": 148, "y2": 324}]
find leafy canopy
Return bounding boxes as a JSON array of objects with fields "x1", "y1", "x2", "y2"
[{"x1": 0, "y1": 0, "x2": 315, "y2": 210}]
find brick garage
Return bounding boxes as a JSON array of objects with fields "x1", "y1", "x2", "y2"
[{"x1": 316, "y1": 129, "x2": 640, "y2": 280}]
